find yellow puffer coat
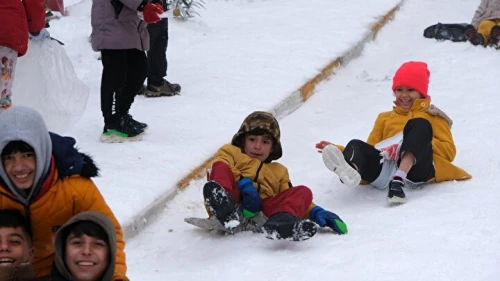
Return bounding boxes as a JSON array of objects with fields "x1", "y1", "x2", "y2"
[
  {"x1": 210, "y1": 144, "x2": 318, "y2": 216},
  {"x1": 0, "y1": 168, "x2": 128, "y2": 280},
  {"x1": 366, "y1": 99, "x2": 471, "y2": 182},
  {"x1": 211, "y1": 144, "x2": 291, "y2": 198}
]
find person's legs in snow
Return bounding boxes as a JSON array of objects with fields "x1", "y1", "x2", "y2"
[
  {"x1": 322, "y1": 140, "x2": 382, "y2": 188},
  {"x1": 388, "y1": 118, "x2": 435, "y2": 204},
  {"x1": 99, "y1": 50, "x2": 144, "y2": 143},
  {"x1": 261, "y1": 186, "x2": 317, "y2": 241},
  {"x1": 0, "y1": 47, "x2": 18, "y2": 113},
  {"x1": 145, "y1": 18, "x2": 181, "y2": 98},
  {"x1": 115, "y1": 49, "x2": 148, "y2": 130}
]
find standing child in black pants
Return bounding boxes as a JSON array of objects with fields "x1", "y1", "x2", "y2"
[
  {"x1": 91, "y1": 0, "x2": 164, "y2": 142},
  {"x1": 315, "y1": 61, "x2": 471, "y2": 205},
  {"x1": 143, "y1": 0, "x2": 181, "y2": 98}
]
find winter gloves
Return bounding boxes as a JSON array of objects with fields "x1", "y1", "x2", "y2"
[
  {"x1": 309, "y1": 206, "x2": 348, "y2": 234},
  {"x1": 142, "y1": 2, "x2": 164, "y2": 24},
  {"x1": 237, "y1": 178, "x2": 262, "y2": 218},
  {"x1": 29, "y1": 29, "x2": 50, "y2": 41}
]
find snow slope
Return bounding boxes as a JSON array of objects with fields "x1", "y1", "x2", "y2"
[
  {"x1": 121, "y1": 0, "x2": 500, "y2": 280},
  {"x1": 42, "y1": 0, "x2": 401, "y2": 227}
]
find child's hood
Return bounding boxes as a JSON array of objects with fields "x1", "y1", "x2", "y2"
[
  {"x1": 0, "y1": 106, "x2": 52, "y2": 206},
  {"x1": 231, "y1": 111, "x2": 282, "y2": 162},
  {"x1": 53, "y1": 211, "x2": 117, "y2": 281}
]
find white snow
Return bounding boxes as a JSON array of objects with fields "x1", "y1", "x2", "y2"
[{"x1": 24, "y1": 0, "x2": 500, "y2": 280}]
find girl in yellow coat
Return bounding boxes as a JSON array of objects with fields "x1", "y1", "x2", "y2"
[{"x1": 316, "y1": 61, "x2": 471, "y2": 205}]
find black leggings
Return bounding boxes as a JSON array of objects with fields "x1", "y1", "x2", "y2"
[
  {"x1": 343, "y1": 118, "x2": 435, "y2": 183},
  {"x1": 100, "y1": 49, "x2": 147, "y2": 122}
]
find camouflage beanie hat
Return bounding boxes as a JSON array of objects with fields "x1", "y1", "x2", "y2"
[{"x1": 231, "y1": 111, "x2": 282, "y2": 162}]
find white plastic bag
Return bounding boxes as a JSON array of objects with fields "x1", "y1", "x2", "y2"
[{"x1": 12, "y1": 38, "x2": 88, "y2": 134}]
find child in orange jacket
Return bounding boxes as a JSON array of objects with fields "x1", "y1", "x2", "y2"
[
  {"x1": 204, "y1": 111, "x2": 347, "y2": 241},
  {"x1": 316, "y1": 61, "x2": 471, "y2": 205}
]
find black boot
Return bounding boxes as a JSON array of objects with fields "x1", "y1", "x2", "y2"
[
  {"x1": 203, "y1": 181, "x2": 240, "y2": 230},
  {"x1": 101, "y1": 114, "x2": 145, "y2": 143},
  {"x1": 262, "y1": 212, "x2": 317, "y2": 241}
]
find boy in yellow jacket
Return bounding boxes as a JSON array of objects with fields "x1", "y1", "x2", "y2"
[
  {"x1": 204, "y1": 111, "x2": 347, "y2": 241},
  {"x1": 316, "y1": 61, "x2": 471, "y2": 205}
]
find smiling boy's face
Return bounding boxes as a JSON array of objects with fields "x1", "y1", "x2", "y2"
[
  {"x1": 243, "y1": 133, "x2": 274, "y2": 162},
  {"x1": 0, "y1": 227, "x2": 33, "y2": 267}
]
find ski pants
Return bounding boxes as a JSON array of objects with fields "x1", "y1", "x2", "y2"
[
  {"x1": 0, "y1": 46, "x2": 17, "y2": 113},
  {"x1": 477, "y1": 19, "x2": 500, "y2": 45},
  {"x1": 100, "y1": 49, "x2": 147, "y2": 123},
  {"x1": 147, "y1": 18, "x2": 169, "y2": 87},
  {"x1": 208, "y1": 161, "x2": 313, "y2": 218},
  {"x1": 343, "y1": 118, "x2": 435, "y2": 183}
]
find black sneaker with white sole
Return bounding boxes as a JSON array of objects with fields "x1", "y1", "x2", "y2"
[
  {"x1": 387, "y1": 177, "x2": 407, "y2": 205},
  {"x1": 203, "y1": 181, "x2": 240, "y2": 230},
  {"x1": 262, "y1": 212, "x2": 317, "y2": 241}
]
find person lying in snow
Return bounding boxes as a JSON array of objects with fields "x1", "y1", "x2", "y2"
[
  {"x1": 203, "y1": 111, "x2": 347, "y2": 241},
  {"x1": 0, "y1": 106, "x2": 128, "y2": 280},
  {"x1": 37, "y1": 211, "x2": 118, "y2": 281},
  {"x1": 0, "y1": 209, "x2": 35, "y2": 280},
  {"x1": 464, "y1": 0, "x2": 500, "y2": 47},
  {"x1": 316, "y1": 61, "x2": 471, "y2": 205}
]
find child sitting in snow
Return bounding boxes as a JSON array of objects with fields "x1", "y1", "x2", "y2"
[
  {"x1": 203, "y1": 111, "x2": 347, "y2": 241},
  {"x1": 315, "y1": 61, "x2": 471, "y2": 205},
  {"x1": 464, "y1": 0, "x2": 500, "y2": 47}
]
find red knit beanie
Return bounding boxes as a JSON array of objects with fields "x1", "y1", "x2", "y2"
[{"x1": 392, "y1": 61, "x2": 431, "y2": 100}]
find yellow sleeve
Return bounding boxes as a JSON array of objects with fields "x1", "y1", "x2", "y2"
[
  {"x1": 74, "y1": 180, "x2": 128, "y2": 281},
  {"x1": 431, "y1": 116, "x2": 456, "y2": 162},
  {"x1": 366, "y1": 114, "x2": 385, "y2": 146}
]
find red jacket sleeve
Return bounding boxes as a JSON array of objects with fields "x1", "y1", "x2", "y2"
[{"x1": 22, "y1": 0, "x2": 46, "y2": 34}]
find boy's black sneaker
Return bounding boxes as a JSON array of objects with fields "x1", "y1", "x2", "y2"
[
  {"x1": 203, "y1": 181, "x2": 240, "y2": 230},
  {"x1": 100, "y1": 114, "x2": 145, "y2": 143},
  {"x1": 387, "y1": 177, "x2": 407, "y2": 205},
  {"x1": 124, "y1": 114, "x2": 148, "y2": 130},
  {"x1": 262, "y1": 212, "x2": 317, "y2": 241}
]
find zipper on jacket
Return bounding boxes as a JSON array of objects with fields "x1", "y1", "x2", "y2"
[
  {"x1": 253, "y1": 162, "x2": 264, "y2": 193},
  {"x1": 253, "y1": 162, "x2": 263, "y2": 183}
]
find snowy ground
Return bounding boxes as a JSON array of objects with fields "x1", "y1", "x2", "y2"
[
  {"x1": 17, "y1": 0, "x2": 500, "y2": 280},
  {"x1": 33, "y1": 0, "x2": 401, "y2": 228},
  {"x1": 124, "y1": 0, "x2": 498, "y2": 280}
]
